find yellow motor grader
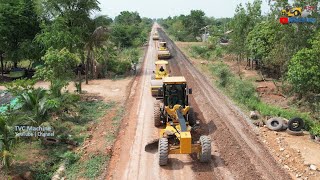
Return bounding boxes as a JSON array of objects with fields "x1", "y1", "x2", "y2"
[
  {"x1": 153, "y1": 31, "x2": 159, "y2": 40},
  {"x1": 151, "y1": 76, "x2": 211, "y2": 165},
  {"x1": 157, "y1": 41, "x2": 171, "y2": 59},
  {"x1": 150, "y1": 60, "x2": 169, "y2": 97}
]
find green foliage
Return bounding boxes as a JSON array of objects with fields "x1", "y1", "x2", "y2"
[
  {"x1": 0, "y1": 114, "x2": 17, "y2": 169},
  {"x1": 84, "y1": 154, "x2": 109, "y2": 179},
  {"x1": 210, "y1": 63, "x2": 233, "y2": 87},
  {"x1": 35, "y1": 48, "x2": 80, "y2": 97},
  {"x1": 114, "y1": 11, "x2": 141, "y2": 25},
  {"x1": 78, "y1": 100, "x2": 114, "y2": 124},
  {"x1": 190, "y1": 45, "x2": 211, "y2": 58},
  {"x1": 310, "y1": 124, "x2": 320, "y2": 136},
  {"x1": 287, "y1": 33, "x2": 320, "y2": 95},
  {"x1": 209, "y1": 62, "x2": 314, "y2": 130},
  {"x1": 4, "y1": 79, "x2": 36, "y2": 96},
  {"x1": 111, "y1": 12, "x2": 151, "y2": 48},
  {"x1": 160, "y1": 10, "x2": 206, "y2": 41},
  {"x1": 0, "y1": 0, "x2": 41, "y2": 66},
  {"x1": 62, "y1": 151, "x2": 80, "y2": 166},
  {"x1": 19, "y1": 88, "x2": 55, "y2": 126},
  {"x1": 246, "y1": 21, "x2": 277, "y2": 59}
]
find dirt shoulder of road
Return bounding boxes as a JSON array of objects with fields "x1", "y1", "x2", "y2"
[{"x1": 176, "y1": 41, "x2": 320, "y2": 180}]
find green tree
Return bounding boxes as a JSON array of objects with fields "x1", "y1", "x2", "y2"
[
  {"x1": 185, "y1": 10, "x2": 206, "y2": 38},
  {"x1": 287, "y1": 31, "x2": 320, "y2": 96},
  {"x1": 35, "y1": 48, "x2": 80, "y2": 97},
  {"x1": 229, "y1": 0, "x2": 262, "y2": 60},
  {"x1": 114, "y1": 11, "x2": 142, "y2": 26},
  {"x1": 0, "y1": 0, "x2": 41, "y2": 67},
  {"x1": 0, "y1": 111, "x2": 18, "y2": 170}
]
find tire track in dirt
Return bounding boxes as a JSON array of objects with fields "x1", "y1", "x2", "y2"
[{"x1": 158, "y1": 27, "x2": 292, "y2": 180}]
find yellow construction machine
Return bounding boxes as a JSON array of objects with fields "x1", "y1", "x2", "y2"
[
  {"x1": 151, "y1": 76, "x2": 211, "y2": 165},
  {"x1": 153, "y1": 31, "x2": 159, "y2": 40},
  {"x1": 157, "y1": 41, "x2": 171, "y2": 59},
  {"x1": 281, "y1": 6, "x2": 302, "y2": 17},
  {"x1": 150, "y1": 60, "x2": 169, "y2": 97}
]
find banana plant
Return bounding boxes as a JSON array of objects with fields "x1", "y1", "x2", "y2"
[
  {"x1": 0, "y1": 115, "x2": 16, "y2": 170},
  {"x1": 19, "y1": 88, "x2": 53, "y2": 126}
]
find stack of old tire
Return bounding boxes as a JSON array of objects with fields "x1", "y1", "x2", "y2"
[{"x1": 266, "y1": 117, "x2": 304, "y2": 135}]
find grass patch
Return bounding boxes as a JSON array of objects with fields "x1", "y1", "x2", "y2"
[
  {"x1": 66, "y1": 154, "x2": 109, "y2": 180},
  {"x1": 78, "y1": 100, "x2": 115, "y2": 124},
  {"x1": 209, "y1": 62, "x2": 315, "y2": 130},
  {"x1": 9, "y1": 99, "x2": 115, "y2": 179}
]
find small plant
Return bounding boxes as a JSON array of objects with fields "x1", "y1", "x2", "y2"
[
  {"x1": 310, "y1": 124, "x2": 320, "y2": 136},
  {"x1": 62, "y1": 151, "x2": 80, "y2": 166},
  {"x1": 5, "y1": 79, "x2": 35, "y2": 96}
]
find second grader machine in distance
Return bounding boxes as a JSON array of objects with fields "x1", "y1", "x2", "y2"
[
  {"x1": 150, "y1": 60, "x2": 169, "y2": 97},
  {"x1": 157, "y1": 41, "x2": 171, "y2": 59},
  {"x1": 153, "y1": 31, "x2": 159, "y2": 40},
  {"x1": 153, "y1": 76, "x2": 211, "y2": 165}
]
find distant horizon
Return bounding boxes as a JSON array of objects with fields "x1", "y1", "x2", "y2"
[{"x1": 96, "y1": 0, "x2": 271, "y2": 19}]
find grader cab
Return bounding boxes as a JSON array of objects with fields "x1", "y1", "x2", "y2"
[{"x1": 152, "y1": 76, "x2": 211, "y2": 165}]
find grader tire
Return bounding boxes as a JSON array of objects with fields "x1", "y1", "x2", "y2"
[
  {"x1": 199, "y1": 136, "x2": 211, "y2": 163},
  {"x1": 159, "y1": 138, "x2": 169, "y2": 166},
  {"x1": 188, "y1": 107, "x2": 196, "y2": 126},
  {"x1": 154, "y1": 101, "x2": 161, "y2": 127}
]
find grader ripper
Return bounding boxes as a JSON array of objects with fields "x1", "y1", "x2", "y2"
[{"x1": 152, "y1": 76, "x2": 211, "y2": 165}]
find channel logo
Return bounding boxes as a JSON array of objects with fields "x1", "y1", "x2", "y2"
[{"x1": 279, "y1": 17, "x2": 316, "y2": 24}]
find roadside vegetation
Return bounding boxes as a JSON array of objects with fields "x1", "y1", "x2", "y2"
[
  {"x1": 158, "y1": 1, "x2": 320, "y2": 133},
  {"x1": 0, "y1": 0, "x2": 151, "y2": 179}
]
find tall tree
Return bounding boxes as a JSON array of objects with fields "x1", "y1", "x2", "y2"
[
  {"x1": 0, "y1": 0, "x2": 41, "y2": 67},
  {"x1": 184, "y1": 10, "x2": 206, "y2": 38}
]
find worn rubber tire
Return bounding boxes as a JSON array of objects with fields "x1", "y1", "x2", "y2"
[
  {"x1": 159, "y1": 138, "x2": 169, "y2": 166},
  {"x1": 288, "y1": 117, "x2": 304, "y2": 131},
  {"x1": 282, "y1": 123, "x2": 288, "y2": 130},
  {"x1": 154, "y1": 101, "x2": 161, "y2": 127},
  {"x1": 266, "y1": 117, "x2": 283, "y2": 131},
  {"x1": 199, "y1": 136, "x2": 211, "y2": 163},
  {"x1": 286, "y1": 129, "x2": 304, "y2": 136},
  {"x1": 187, "y1": 107, "x2": 196, "y2": 126}
]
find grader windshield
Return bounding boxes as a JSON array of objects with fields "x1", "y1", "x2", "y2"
[{"x1": 163, "y1": 84, "x2": 188, "y2": 108}]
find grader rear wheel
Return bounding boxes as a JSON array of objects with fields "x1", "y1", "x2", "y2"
[
  {"x1": 154, "y1": 101, "x2": 161, "y2": 127},
  {"x1": 199, "y1": 136, "x2": 211, "y2": 163},
  {"x1": 159, "y1": 138, "x2": 169, "y2": 166}
]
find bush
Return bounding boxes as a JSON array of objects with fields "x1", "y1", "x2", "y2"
[
  {"x1": 210, "y1": 63, "x2": 232, "y2": 87},
  {"x1": 5, "y1": 79, "x2": 35, "y2": 96},
  {"x1": 62, "y1": 151, "x2": 80, "y2": 165},
  {"x1": 209, "y1": 62, "x2": 315, "y2": 130},
  {"x1": 190, "y1": 45, "x2": 211, "y2": 59}
]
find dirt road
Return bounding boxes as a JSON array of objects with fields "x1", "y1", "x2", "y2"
[{"x1": 106, "y1": 24, "x2": 291, "y2": 180}]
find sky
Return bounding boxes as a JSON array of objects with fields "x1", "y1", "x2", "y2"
[{"x1": 98, "y1": 0, "x2": 270, "y2": 19}]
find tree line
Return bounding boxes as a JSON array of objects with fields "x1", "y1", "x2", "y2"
[{"x1": 158, "y1": 0, "x2": 320, "y2": 104}]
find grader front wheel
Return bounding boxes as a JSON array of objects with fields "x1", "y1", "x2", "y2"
[
  {"x1": 199, "y1": 136, "x2": 211, "y2": 163},
  {"x1": 159, "y1": 138, "x2": 169, "y2": 166}
]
